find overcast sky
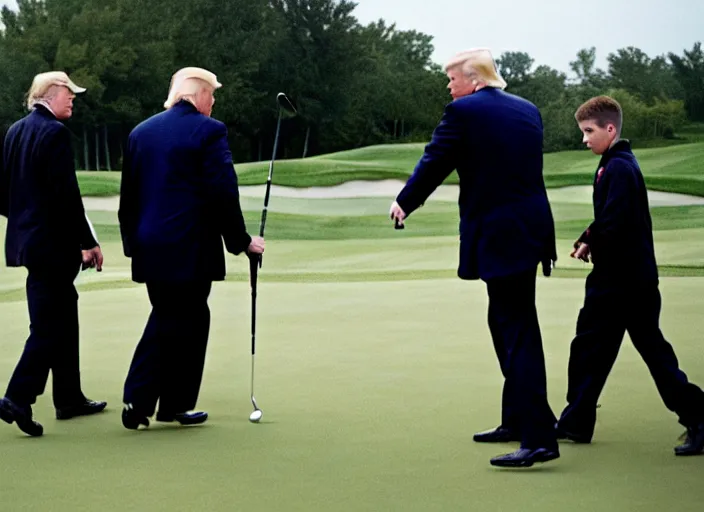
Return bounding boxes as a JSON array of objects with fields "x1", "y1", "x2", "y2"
[
  {"x1": 1, "y1": 0, "x2": 700, "y2": 75},
  {"x1": 353, "y1": 0, "x2": 701, "y2": 74}
]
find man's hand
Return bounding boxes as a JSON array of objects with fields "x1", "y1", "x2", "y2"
[
  {"x1": 570, "y1": 241, "x2": 590, "y2": 263},
  {"x1": 247, "y1": 236, "x2": 265, "y2": 255},
  {"x1": 81, "y1": 246, "x2": 104, "y2": 272},
  {"x1": 389, "y1": 201, "x2": 406, "y2": 228}
]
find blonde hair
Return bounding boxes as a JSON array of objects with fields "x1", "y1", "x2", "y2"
[
  {"x1": 164, "y1": 67, "x2": 222, "y2": 109},
  {"x1": 164, "y1": 77, "x2": 213, "y2": 109},
  {"x1": 444, "y1": 48, "x2": 507, "y2": 90},
  {"x1": 26, "y1": 84, "x2": 62, "y2": 110},
  {"x1": 25, "y1": 71, "x2": 84, "y2": 109}
]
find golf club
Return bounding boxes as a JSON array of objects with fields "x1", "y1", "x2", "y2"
[{"x1": 249, "y1": 92, "x2": 297, "y2": 423}]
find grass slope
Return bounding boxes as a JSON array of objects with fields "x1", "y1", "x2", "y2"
[{"x1": 77, "y1": 140, "x2": 704, "y2": 196}]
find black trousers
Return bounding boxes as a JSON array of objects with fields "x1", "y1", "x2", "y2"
[
  {"x1": 5, "y1": 266, "x2": 85, "y2": 408},
  {"x1": 123, "y1": 281, "x2": 212, "y2": 416},
  {"x1": 486, "y1": 269, "x2": 558, "y2": 450},
  {"x1": 558, "y1": 273, "x2": 704, "y2": 439}
]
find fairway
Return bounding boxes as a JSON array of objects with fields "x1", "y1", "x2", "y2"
[
  {"x1": 2, "y1": 140, "x2": 704, "y2": 511},
  {"x1": 1, "y1": 269, "x2": 704, "y2": 511}
]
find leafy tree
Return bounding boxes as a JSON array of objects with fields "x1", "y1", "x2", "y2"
[{"x1": 669, "y1": 42, "x2": 704, "y2": 121}]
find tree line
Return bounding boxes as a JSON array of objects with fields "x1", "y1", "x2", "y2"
[{"x1": 1, "y1": 0, "x2": 702, "y2": 169}]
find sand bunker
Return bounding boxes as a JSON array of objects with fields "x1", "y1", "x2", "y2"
[{"x1": 82, "y1": 181, "x2": 704, "y2": 211}]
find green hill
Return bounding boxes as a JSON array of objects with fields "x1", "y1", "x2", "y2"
[{"x1": 77, "y1": 140, "x2": 704, "y2": 197}]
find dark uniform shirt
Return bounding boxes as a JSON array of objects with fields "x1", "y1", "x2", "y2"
[{"x1": 579, "y1": 139, "x2": 658, "y2": 286}]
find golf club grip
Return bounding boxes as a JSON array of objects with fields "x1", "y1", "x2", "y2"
[
  {"x1": 394, "y1": 219, "x2": 405, "y2": 230},
  {"x1": 259, "y1": 208, "x2": 268, "y2": 237},
  {"x1": 263, "y1": 179, "x2": 273, "y2": 208}
]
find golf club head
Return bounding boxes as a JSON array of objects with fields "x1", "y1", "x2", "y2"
[
  {"x1": 276, "y1": 92, "x2": 297, "y2": 116},
  {"x1": 249, "y1": 396, "x2": 262, "y2": 423}
]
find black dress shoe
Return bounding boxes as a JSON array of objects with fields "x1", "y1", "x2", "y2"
[
  {"x1": 56, "y1": 399, "x2": 107, "y2": 420},
  {"x1": 122, "y1": 404, "x2": 150, "y2": 430},
  {"x1": 675, "y1": 422, "x2": 704, "y2": 456},
  {"x1": 490, "y1": 447, "x2": 560, "y2": 468},
  {"x1": 555, "y1": 425, "x2": 592, "y2": 444},
  {"x1": 155, "y1": 411, "x2": 208, "y2": 425},
  {"x1": 0, "y1": 397, "x2": 43, "y2": 437},
  {"x1": 473, "y1": 426, "x2": 520, "y2": 443}
]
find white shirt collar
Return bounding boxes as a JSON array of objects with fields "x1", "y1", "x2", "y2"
[{"x1": 32, "y1": 100, "x2": 57, "y2": 118}]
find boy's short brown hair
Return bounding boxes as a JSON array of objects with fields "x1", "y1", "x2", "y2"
[{"x1": 575, "y1": 96, "x2": 623, "y2": 133}]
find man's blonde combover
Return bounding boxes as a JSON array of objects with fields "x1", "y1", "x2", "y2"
[
  {"x1": 445, "y1": 48, "x2": 507, "y2": 90},
  {"x1": 164, "y1": 67, "x2": 222, "y2": 109}
]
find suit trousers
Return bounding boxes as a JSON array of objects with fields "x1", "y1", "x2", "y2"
[
  {"x1": 123, "y1": 280, "x2": 213, "y2": 416},
  {"x1": 486, "y1": 269, "x2": 558, "y2": 450},
  {"x1": 5, "y1": 265, "x2": 84, "y2": 407},
  {"x1": 558, "y1": 273, "x2": 704, "y2": 439}
]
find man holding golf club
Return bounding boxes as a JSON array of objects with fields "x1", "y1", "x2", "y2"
[
  {"x1": 390, "y1": 48, "x2": 559, "y2": 468},
  {"x1": 118, "y1": 67, "x2": 264, "y2": 430}
]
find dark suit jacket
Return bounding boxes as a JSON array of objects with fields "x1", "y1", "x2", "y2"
[
  {"x1": 0, "y1": 105, "x2": 97, "y2": 271},
  {"x1": 396, "y1": 88, "x2": 557, "y2": 281},
  {"x1": 118, "y1": 100, "x2": 252, "y2": 283},
  {"x1": 578, "y1": 139, "x2": 658, "y2": 286}
]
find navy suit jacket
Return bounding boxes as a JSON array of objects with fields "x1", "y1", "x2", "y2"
[
  {"x1": 0, "y1": 105, "x2": 97, "y2": 272},
  {"x1": 118, "y1": 101, "x2": 252, "y2": 283},
  {"x1": 396, "y1": 88, "x2": 557, "y2": 281}
]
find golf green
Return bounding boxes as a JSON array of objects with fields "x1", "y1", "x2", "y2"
[
  {"x1": 3, "y1": 137, "x2": 704, "y2": 510},
  {"x1": 1, "y1": 249, "x2": 703, "y2": 511}
]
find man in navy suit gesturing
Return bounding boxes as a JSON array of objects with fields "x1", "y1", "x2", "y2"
[
  {"x1": 118, "y1": 67, "x2": 264, "y2": 430},
  {"x1": 390, "y1": 48, "x2": 559, "y2": 467}
]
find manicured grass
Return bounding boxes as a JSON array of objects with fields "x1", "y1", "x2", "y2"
[
  {"x1": 232, "y1": 141, "x2": 704, "y2": 194},
  {"x1": 77, "y1": 141, "x2": 704, "y2": 196},
  {"x1": 76, "y1": 171, "x2": 123, "y2": 196},
  {"x1": 75, "y1": 201, "x2": 704, "y2": 243},
  {"x1": 2, "y1": 266, "x2": 704, "y2": 511},
  {"x1": 4, "y1": 165, "x2": 704, "y2": 509}
]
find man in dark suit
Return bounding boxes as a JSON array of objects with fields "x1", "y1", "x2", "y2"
[
  {"x1": 0, "y1": 71, "x2": 107, "y2": 437},
  {"x1": 390, "y1": 48, "x2": 559, "y2": 467},
  {"x1": 118, "y1": 67, "x2": 265, "y2": 430}
]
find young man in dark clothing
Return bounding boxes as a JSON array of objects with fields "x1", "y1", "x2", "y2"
[{"x1": 556, "y1": 96, "x2": 704, "y2": 456}]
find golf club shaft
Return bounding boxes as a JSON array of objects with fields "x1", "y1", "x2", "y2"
[
  {"x1": 250, "y1": 256, "x2": 258, "y2": 355},
  {"x1": 250, "y1": 256, "x2": 259, "y2": 407},
  {"x1": 249, "y1": 93, "x2": 294, "y2": 417},
  {"x1": 258, "y1": 110, "x2": 283, "y2": 237},
  {"x1": 250, "y1": 355, "x2": 256, "y2": 402}
]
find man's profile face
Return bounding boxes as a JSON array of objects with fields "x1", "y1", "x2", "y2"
[
  {"x1": 48, "y1": 86, "x2": 76, "y2": 120},
  {"x1": 446, "y1": 67, "x2": 475, "y2": 100},
  {"x1": 578, "y1": 119, "x2": 617, "y2": 155}
]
